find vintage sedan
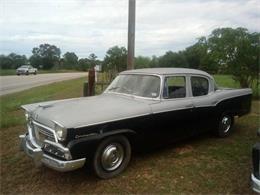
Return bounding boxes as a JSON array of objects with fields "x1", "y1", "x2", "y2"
[{"x1": 19, "y1": 68, "x2": 252, "y2": 178}]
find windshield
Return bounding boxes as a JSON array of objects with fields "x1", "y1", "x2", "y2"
[
  {"x1": 20, "y1": 65, "x2": 29, "y2": 68},
  {"x1": 106, "y1": 74, "x2": 161, "y2": 98}
]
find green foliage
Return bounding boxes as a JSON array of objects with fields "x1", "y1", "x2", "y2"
[
  {"x1": 135, "y1": 56, "x2": 151, "y2": 69},
  {"x1": 103, "y1": 46, "x2": 127, "y2": 72},
  {"x1": 29, "y1": 43, "x2": 61, "y2": 69},
  {"x1": 63, "y1": 52, "x2": 78, "y2": 68},
  {"x1": 207, "y1": 27, "x2": 259, "y2": 88},
  {"x1": 0, "y1": 53, "x2": 27, "y2": 69},
  {"x1": 159, "y1": 51, "x2": 188, "y2": 68},
  {"x1": 88, "y1": 53, "x2": 98, "y2": 68},
  {"x1": 78, "y1": 58, "x2": 91, "y2": 71}
]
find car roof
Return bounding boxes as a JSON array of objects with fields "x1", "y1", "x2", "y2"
[{"x1": 121, "y1": 68, "x2": 213, "y2": 78}]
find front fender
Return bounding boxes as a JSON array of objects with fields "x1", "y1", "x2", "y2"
[{"x1": 67, "y1": 129, "x2": 136, "y2": 159}]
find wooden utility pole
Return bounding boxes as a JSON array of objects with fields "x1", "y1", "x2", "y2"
[{"x1": 127, "y1": 0, "x2": 136, "y2": 70}]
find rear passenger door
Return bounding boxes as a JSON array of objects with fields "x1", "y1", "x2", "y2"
[{"x1": 190, "y1": 76, "x2": 218, "y2": 133}]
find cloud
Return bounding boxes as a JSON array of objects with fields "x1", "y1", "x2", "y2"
[{"x1": 0, "y1": 0, "x2": 259, "y2": 58}]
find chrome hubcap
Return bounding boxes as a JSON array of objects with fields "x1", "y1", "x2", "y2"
[
  {"x1": 221, "y1": 116, "x2": 231, "y2": 133},
  {"x1": 101, "y1": 143, "x2": 124, "y2": 171}
]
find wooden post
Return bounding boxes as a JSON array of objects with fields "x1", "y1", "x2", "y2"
[{"x1": 88, "y1": 68, "x2": 95, "y2": 96}]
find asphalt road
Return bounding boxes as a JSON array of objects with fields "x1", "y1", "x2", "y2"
[{"x1": 0, "y1": 72, "x2": 87, "y2": 96}]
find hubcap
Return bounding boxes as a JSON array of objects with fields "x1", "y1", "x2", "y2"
[
  {"x1": 221, "y1": 116, "x2": 231, "y2": 133},
  {"x1": 101, "y1": 143, "x2": 124, "y2": 171}
]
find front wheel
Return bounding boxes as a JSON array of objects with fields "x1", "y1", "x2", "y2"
[
  {"x1": 216, "y1": 114, "x2": 234, "y2": 137},
  {"x1": 93, "y1": 135, "x2": 131, "y2": 179}
]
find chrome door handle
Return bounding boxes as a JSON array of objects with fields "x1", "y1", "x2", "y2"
[{"x1": 185, "y1": 104, "x2": 194, "y2": 108}]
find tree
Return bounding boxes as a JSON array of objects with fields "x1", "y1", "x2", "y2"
[
  {"x1": 63, "y1": 52, "x2": 78, "y2": 68},
  {"x1": 135, "y1": 56, "x2": 151, "y2": 69},
  {"x1": 89, "y1": 53, "x2": 98, "y2": 68},
  {"x1": 149, "y1": 55, "x2": 159, "y2": 67},
  {"x1": 0, "y1": 53, "x2": 27, "y2": 69},
  {"x1": 103, "y1": 46, "x2": 127, "y2": 72},
  {"x1": 207, "y1": 27, "x2": 259, "y2": 88},
  {"x1": 183, "y1": 37, "x2": 217, "y2": 73},
  {"x1": 78, "y1": 58, "x2": 91, "y2": 71},
  {"x1": 159, "y1": 51, "x2": 188, "y2": 68},
  {"x1": 30, "y1": 43, "x2": 61, "y2": 69}
]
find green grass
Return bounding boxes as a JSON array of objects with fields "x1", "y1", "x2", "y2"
[
  {"x1": 213, "y1": 75, "x2": 240, "y2": 88},
  {"x1": 0, "y1": 75, "x2": 259, "y2": 194},
  {"x1": 0, "y1": 77, "x2": 86, "y2": 128},
  {"x1": 214, "y1": 74, "x2": 259, "y2": 98},
  {"x1": 0, "y1": 69, "x2": 82, "y2": 76}
]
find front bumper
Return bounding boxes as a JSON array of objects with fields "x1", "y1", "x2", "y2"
[
  {"x1": 251, "y1": 174, "x2": 260, "y2": 193},
  {"x1": 19, "y1": 134, "x2": 86, "y2": 172}
]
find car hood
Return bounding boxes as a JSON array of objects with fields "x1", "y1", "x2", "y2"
[{"x1": 22, "y1": 93, "x2": 154, "y2": 129}]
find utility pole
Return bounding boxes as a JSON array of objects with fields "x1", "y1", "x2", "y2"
[{"x1": 127, "y1": 0, "x2": 136, "y2": 70}]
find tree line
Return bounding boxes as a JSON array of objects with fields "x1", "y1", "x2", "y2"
[{"x1": 0, "y1": 27, "x2": 259, "y2": 88}]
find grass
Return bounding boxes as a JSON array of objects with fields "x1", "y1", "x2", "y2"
[
  {"x1": 214, "y1": 75, "x2": 259, "y2": 98},
  {"x1": 0, "y1": 75, "x2": 259, "y2": 194},
  {"x1": 0, "y1": 69, "x2": 82, "y2": 76}
]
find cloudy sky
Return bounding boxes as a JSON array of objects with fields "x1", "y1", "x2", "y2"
[{"x1": 1, "y1": 0, "x2": 259, "y2": 59}]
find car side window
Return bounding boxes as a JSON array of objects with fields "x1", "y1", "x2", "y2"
[
  {"x1": 163, "y1": 76, "x2": 186, "y2": 99},
  {"x1": 191, "y1": 76, "x2": 209, "y2": 96}
]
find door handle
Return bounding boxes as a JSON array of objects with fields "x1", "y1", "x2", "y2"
[{"x1": 185, "y1": 104, "x2": 194, "y2": 108}]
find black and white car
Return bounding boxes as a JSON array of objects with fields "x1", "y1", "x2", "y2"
[
  {"x1": 16, "y1": 65, "x2": 37, "y2": 75},
  {"x1": 19, "y1": 68, "x2": 252, "y2": 179}
]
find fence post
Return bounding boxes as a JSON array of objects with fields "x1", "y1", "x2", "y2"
[{"x1": 88, "y1": 68, "x2": 95, "y2": 96}]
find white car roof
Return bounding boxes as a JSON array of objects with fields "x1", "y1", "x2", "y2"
[{"x1": 121, "y1": 68, "x2": 213, "y2": 79}]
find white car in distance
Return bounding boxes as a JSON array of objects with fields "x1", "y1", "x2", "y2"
[{"x1": 16, "y1": 65, "x2": 37, "y2": 75}]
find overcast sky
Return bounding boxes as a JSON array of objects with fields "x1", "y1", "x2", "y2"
[{"x1": 1, "y1": 0, "x2": 259, "y2": 59}]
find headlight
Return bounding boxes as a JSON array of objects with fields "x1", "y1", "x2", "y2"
[
  {"x1": 25, "y1": 112, "x2": 29, "y2": 121},
  {"x1": 54, "y1": 121, "x2": 67, "y2": 141}
]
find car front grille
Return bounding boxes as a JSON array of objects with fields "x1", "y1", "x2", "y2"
[
  {"x1": 29, "y1": 121, "x2": 56, "y2": 146},
  {"x1": 252, "y1": 143, "x2": 260, "y2": 179}
]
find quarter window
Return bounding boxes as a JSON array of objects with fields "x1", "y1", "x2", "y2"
[
  {"x1": 191, "y1": 77, "x2": 209, "y2": 96},
  {"x1": 163, "y1": 76, "x2": 186, "y2": 98}
]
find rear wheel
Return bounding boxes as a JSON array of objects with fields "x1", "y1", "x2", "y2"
[
  {"x1": 216, "y1": 113, "x2": 234, "y2": 137},
  {"x1": 93, "y1": 135, "x2": 131, "y2": 179}
]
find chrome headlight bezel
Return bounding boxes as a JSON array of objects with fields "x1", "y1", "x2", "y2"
[{"x1": 53, "y1": 121, "x2": 67, "y2": 141}]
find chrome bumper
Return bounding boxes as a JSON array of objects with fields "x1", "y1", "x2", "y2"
[
  {"x1": 19, "y1": 134, "x2": 86, "y2": 172},
  {"x1": 251, "y1": 174, "x2": 260, "y2": 193}
]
